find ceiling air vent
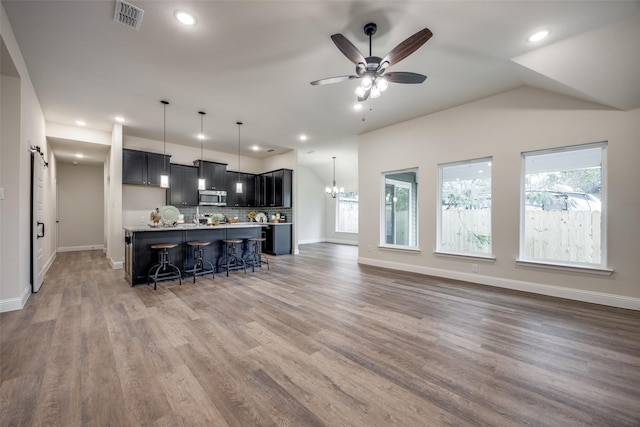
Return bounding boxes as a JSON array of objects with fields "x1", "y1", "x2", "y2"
[
  {"x1": 265, "y1": 149, "x2": 275, "y2": 153},
  {"x1": 113, "y1": 0, "x2": 144, "y2": 31}
]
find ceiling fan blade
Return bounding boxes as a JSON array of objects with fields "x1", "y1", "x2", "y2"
[
  {"x1": 380, "y1": 28, "x2": 433, "y2": 69},
  {"x1": 310, "y1": 75, "x2": 359, "y2": 86},
  {"x1": 331, "y1": 34, "x2": 366, "y2": 65},
  {"x1": 384, "y1": 72, "x2": 427, "y2": 84}
]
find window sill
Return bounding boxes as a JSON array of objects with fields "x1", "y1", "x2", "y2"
[
  {"x1": 516, "y1": 259, "x2": 613, "y2": 276},
  {"x1": 434, "y1": 251, "x2": 496, "y2": 262},
  {"x1": 378, "y1": 244, "x2": 421, "y2": 253}
]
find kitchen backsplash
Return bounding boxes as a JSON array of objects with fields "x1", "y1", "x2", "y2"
[{"x1": 179, "y1": 206, "x2": 293, "y2": 223}]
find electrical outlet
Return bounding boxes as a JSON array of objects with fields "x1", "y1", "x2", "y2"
[
  {"x1": 471, "y1": 264, "x2": 478, "y2": 273},
  {"x1": 139, "y1": 215, "x2": 146, "y2": 223}
]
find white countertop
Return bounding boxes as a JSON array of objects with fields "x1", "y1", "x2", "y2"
[{"x1": 123, "y1": 222, "x2": 289, "y2": 232}]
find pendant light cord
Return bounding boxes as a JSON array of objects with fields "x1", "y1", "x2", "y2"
[
  {"x1": 199, "y1": 111, "x2": 205, "y2": 162},
  {"x1": 237, "y1": 122, "x2": 243, "y2": 178},
  {"x1": 161, "y1": 100, "x2": 169, "y2": 172}
]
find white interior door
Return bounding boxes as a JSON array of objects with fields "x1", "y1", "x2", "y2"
[{"x1": 32, "y1": 154, "x2": 45, "y2": 292}]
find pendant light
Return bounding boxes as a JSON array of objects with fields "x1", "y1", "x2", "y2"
[
  {"x1": 197, "y1": 111, "x2": 206, "y2": 191},
  {"x1": 160, "y1": 100, "x2": 170, "y2": 188},
  {"x1": 236, "y1": 121, "x2": 243, "y2": 194},
  {"x1": 325, "y1": 156, "x2": 344, "y2": 198}
]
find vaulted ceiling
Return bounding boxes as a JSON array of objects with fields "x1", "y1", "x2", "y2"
[{"x1": 3, "y1": 1, "x2": 639, "y2": 182}]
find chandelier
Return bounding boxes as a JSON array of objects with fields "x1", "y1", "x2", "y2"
[{"x1": 325, "y1": 156, "x2": 344, "y2": 198}]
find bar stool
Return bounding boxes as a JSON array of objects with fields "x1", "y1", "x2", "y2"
[
  {"x1": 245, "y1": 237, "x2": 269, "y2": 272},
  {"x1": 186, "y1": 241, "x2": 215, "y2": 282},
  {"x1": 148, "y1": 243, "x2": 182, "y2": 290},
  {"x1": 218, "y1": 239, "x2": 246, "y2": 276}
]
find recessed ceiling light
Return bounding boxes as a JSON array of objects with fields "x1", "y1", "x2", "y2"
[
  {"x1": 353, "y1": 103, "x2": 363, "y2": 110},
  {"x1": 75, "y1": 153, "x2": 84, "y2": 158},
  {"x1": 197, "y1": 133, "x2": 205, "y2": 140},
  {"x1": 75, "y1": 120, "x2": 86, "y2": 126},
  {"x1": 251, "y1": 145, "x2": 260, "y2": 151},
  {"x1": 528, "y1": 29, "x2": 550, "y2": 42},
  {"x1": 299, "y1": 134, "x2": 308, "y2": 141},
  {"x1": 175, "y1": 10, "x2": 196, "y2": 26},
  {"x1": 115, "y1": 116, "x2": 126, "y2": 123}
]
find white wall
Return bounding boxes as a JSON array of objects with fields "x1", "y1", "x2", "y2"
[
  {"x1": 358, "y1": 87, "x2": 640, "y2": 309},
  {"x1": 56, "y1": 162, "x2": 104, "y2": 251},
  {"x1": 106, "y1": 124, "x2": 123, "y2": 269},
  {"x1": 324, "y1": 179, "x2": 358, "y2": 246},
  {"x1": 296, "y1": 166, "x2": 325, "y2": 244},
  {"x1": 1, "y1": 3, "x2": 55, "y2": 312}
]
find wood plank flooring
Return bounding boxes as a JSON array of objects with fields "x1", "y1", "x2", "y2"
[{"x1": 1, "y1": 243, "x2": 640, "y2": 426}]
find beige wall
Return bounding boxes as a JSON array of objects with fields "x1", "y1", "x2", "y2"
[
  {"x1": 1, "y1": 3, "x2": 55, "y2": 311},
  {"x1": 358, "y1": 87, "x2": 640, "y2": 308},
  {"x1": 57, "y1": 163, "x2": 104, "y2": 251}
]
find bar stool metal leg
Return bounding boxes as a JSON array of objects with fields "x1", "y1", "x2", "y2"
[
  {"x1": 245, "y1": 237, "x2": 269, "y2": 272},
  {"x1": 147, "y1": 243, "x2": 182, "y2": 290},
  {"x1": 218, "y1": 239, "x2": 246, "y2": 276},
  {"x1": 187, "y1": 241, "x2": 214, "y2": 282}
]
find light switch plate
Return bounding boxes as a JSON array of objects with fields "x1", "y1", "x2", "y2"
[{"x1": 0, "y1": 188, "x2": 4, "y2": 200}]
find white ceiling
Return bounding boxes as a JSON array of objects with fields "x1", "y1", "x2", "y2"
[{"x1": 3, "y1": 1, "x2": 640, "y2": 183}]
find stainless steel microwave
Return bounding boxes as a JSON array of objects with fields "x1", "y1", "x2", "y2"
[{"x1": 199, "y1": 190, "x2": 227, "y2": 206}]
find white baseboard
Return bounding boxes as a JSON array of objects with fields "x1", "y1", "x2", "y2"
[
  {"x1": 298, "y1": 238, "x2": 358, "y2": 246},
  {"x1": 298, "y1": 238, "x2": 324, "y2": 245},
  {"x1": 0, "y1": 284, "x2": 31, "y2": 313},
  {"x1": 325, "y1": 238, "x2": 358, "y2": 246},
  {"x1": 110, "y1": 258, "x2": 123, "y2": 270},
  {"x1": 57, "y1": 244, "x2": 105, "y2": 253},
  {"x1": 357, "y1": 256, "x2": 640, "y2": 311}
]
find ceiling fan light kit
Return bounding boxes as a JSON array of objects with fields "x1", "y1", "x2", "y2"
[{"x1": 311, "y1": 22, "x2": 432, "y2": 102}]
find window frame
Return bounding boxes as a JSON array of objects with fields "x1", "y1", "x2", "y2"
[
  {"x1": 518, "y1": 141, "x2": 608, "y2": 271},
  {"x1": 379, "y1": 168, "x2": 419, "y2": 251},
  {"x1": 437, "y1": 157, "x2": 493, "y2": 257}
]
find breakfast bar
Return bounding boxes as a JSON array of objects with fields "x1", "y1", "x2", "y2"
[{"x1": 124, "y1": 223, "x2": 266, "y2": 286}]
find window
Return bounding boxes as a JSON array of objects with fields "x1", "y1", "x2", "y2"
[
  {"x1": 438, "y1": 158, "x2": 492, "y2": 255},
  {"x1": 520, "y1": 142, "x2": 606, "y2": 268},
  {"x1": 382, "y1": 169, "x2": 418, "y2": 248},
  {"x1": 336, "y1": 191, "x2": 358, "y2": 233}
]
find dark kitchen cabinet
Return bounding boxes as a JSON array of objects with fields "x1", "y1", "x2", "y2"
[
  {"x1": 264, "y1": 223, "x2": 292, "y2": 255},
  {"x1": 167, "y1": 164, "x2": 198, "y2": 206},
  {"x1": 225, "y1": 171, "x2": 257, "y2": 207},
  {"x1": 193, "y1": 160, "x2": 227, "y2": 190},
  {"x1": 122, "y1": 148, "x2": 170, "y2": 186},
  {"x1": 260, "y1": 168, "x2": 292, "y2": 207}
]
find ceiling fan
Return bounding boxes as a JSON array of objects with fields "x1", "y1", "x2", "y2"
[{"x1": 310, "y1": 22, "x2": 433, "y2": 101}]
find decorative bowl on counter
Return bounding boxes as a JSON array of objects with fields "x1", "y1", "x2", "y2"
[{"x1": 227, "y1": 217, "x2": 239, "y2": 223}]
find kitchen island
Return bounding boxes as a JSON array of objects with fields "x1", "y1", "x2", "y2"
[{"x1": 124, "y1": 223, "x2": 266, "y2": 286}]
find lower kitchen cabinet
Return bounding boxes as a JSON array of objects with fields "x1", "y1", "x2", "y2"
[{"x1": 264, "y1": 223, "x2": 292, "y2": 255}]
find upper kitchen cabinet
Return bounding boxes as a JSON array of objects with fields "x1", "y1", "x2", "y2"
[
  {"x1": 225, "y1": 171, "x2": 258, "y2": 207},
  {"x1": 260, "y1": 168, "x2": 292, "y2": 208},
  {"x1": 193, "y1": 160, "x2": 227, "y2": 191},
  {"x1": 167, "y1": 164, "x2": 198, "y2": 206},
  {"x1": 122, "y1": 148, "x2": 171, "y2": 186}
]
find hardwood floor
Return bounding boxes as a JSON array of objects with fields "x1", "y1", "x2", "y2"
[{"x1": 1, "y1": 243, "x2": 639, "y2": 426}]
